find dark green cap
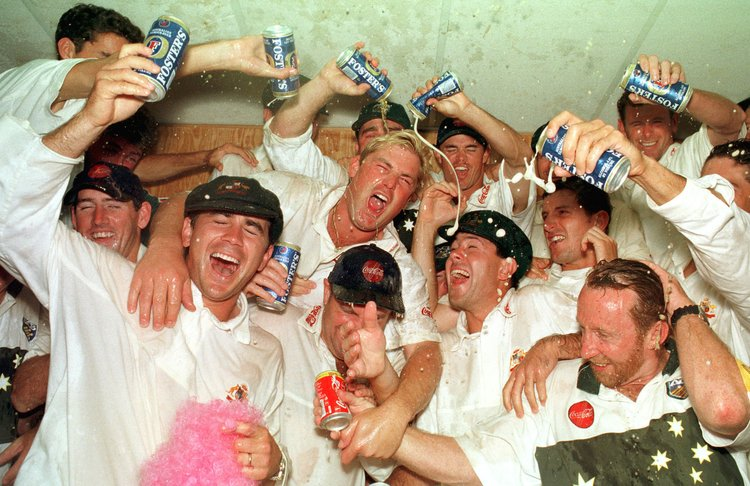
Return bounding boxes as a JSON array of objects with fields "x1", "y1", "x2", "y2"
[
  {"x1": 439, "y1": 210, "x2": 532, "y2": 284},
  {"x1": 185, "y1": 176, "x2": 284, "y2": 243},
  {"x1": 351, "y1": 101, "x2": 412, "y2": 134}
]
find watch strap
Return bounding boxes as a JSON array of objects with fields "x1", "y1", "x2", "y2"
[{"x1": 670, "y1": 304, "x2": 706, "y2": 326}]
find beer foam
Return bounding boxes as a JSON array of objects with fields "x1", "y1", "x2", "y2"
[
  {"x1": 413, "y1": 117, "x2": 461, "y2": 236},
  {"x1": 516, "y1": 149, "x2": 556, "y2": 194}
]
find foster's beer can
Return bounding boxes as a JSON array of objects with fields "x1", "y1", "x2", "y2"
[
  {"x1": 536, "y1": 124, "x2": 631, "y2": 193},
  {"x1": 137, "y1": 16, "x2": 190, "y2": 102},
  {"x1": 257, "y1": 242, "x2": 301, "y2": 312}
]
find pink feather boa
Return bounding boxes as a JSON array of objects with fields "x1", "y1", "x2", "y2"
[{"x1": 140, "y1": 398, "x2": 264, "y2": 486}]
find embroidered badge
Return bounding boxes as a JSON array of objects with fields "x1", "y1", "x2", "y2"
[
  {"x1": 509, "y1": 348, "x2": 526, "y2": 372},
  {"x1": 305, "y1": 305, "x2": 322, "y2": 327},
  {"x1": 226, "y1": 383, "x2": 249, "y2": 402},
  {"x1": 666, "y1": 378, "x2": 688, "y2": 400},
  {"x1": 699, "y1": 297, "x2": 716, "y2": 319},
  {"x1": 478, "y1": 184, "x2": 490, "y2": 204},
  {"x1": 568, "y1": 401, "x2": 595, "y2": 428},
  {"x1": 421, "y1": 307, "x2": 433, "y2": 318},
  {"x1": 22, "y1": 318, "x2": 37, "y2": 342}
]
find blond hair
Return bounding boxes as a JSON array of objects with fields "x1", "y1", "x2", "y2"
[{"x1": 359, "y1": 130, "x2": 436, "y2": 196}]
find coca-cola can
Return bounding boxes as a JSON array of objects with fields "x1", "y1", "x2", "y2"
[{"x1": 315, "y1": 370, "x2": 352, "y2": 431}]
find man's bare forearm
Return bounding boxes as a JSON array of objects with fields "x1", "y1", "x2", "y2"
[
  {"x1": 686, "y1": 89, "x2": 745, "y2": 144},
  {"x1": 11, "y1": 355, "x2": 49, "y2": 413},
  {"x1": 270, "y1": 76, "x2": 334, "y2": 138},
  {"x1": 377, "y1": 341, "x2": 441, "y2": 419},
  {"x1": 135, "y1": 152, "x2": 210, "y2": 183},
  {"x1": 457, "y1": 103, "x2": 533, "y2": 170},
  {"x1": 394, "y1": 427, "x2": 480, "y2": 485},
  {"x1": 42, "y1": 110, "x2": 105, "y2": 159}
]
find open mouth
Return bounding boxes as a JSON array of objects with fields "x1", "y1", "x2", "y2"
[
  {"x1": 211, "y1": 252, "x2": 240, "y2": 276},
  {"x1": 368, "y1": 192, "x2": 389, "y2": 213},
  {"x1": 449, "y1": 268, "x2": 470, "y2": 284},
  {"x1": 639, "y1": 140, "x2": 657, "y2": 148},
  {"x1": 548, "y1": 235, "x2": 565, "y2": 245},
  {"x1": 91, "y1": 231, "x2": 115, "y2": 241}
]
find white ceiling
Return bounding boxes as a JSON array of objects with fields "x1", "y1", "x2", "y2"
[{"x1": 1, "y1": 0, "x2": 747, "y2": 132}]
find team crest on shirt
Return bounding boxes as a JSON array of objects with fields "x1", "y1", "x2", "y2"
[
  {"x1": 421, "y1": 307, "x2": 433, "y2": 318},
  {"x1": 22, "y1": 318, "x2": 37, "y2": 342},
  {"x1": 666, "y1": 378, "x2": 688, "y2": 400},
  {"x1": 478, "y1": 184, "x2": 490, "y2": 204},
  {"x1": 305, "y1": 305, "x2": 322, "y2": 327},
  {"x1": 226, "y1": 383, "x2": 249, "y2": 402},
  {"x1": 699, "y1": 298, "x2": 716, "y2": 319},
  {"x1": 568, "y1": 401, "x2": 595, "y2": 428},
  {"x1": 509, "y1": 348, "x2": 526, "y2": 372}
]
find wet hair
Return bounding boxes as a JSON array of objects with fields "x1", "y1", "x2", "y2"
[
  {"x1": 542, "y1": 178, "x2": 612, "y2": 232},
  {"x1": 616, "y1": 91, "x2": 677, "y2": 126},
  {"x1": 705, "y1": 140, "x2": 750, "y2": 180},
  {"x1": 358, "y1": 130, "x2": 436, "y2": 196},
  {"x1": 585, "y1": 259, "x2": 665, "y2": 335},
  {"x1": 55, "y1": 4, "x2": 143, "y2": 56},
  {"x1": 85, "y1": 107, "x2": 158, "y2": 166}
]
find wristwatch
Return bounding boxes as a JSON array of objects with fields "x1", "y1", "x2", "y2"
[
  {"x1": 670, "y1": 304, "x2": 708, "y2": 327},
  {"x1": 269, "y1": 448, "x2": 288, "y2": 484}
]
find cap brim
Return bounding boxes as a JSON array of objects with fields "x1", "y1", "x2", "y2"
[
  {"x1": 185, "y1": 202, "x2": 278, "y2": 221},
  {"x1": 331, "y1": 283, "x2": 405, "y2": 315},
  {"x1": 63, "y1": 182, "x2": 135, "y2": 206}
]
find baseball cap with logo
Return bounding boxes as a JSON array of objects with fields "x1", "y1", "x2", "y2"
[
  {"x1": 439, "y1": 210, "x2": 532, "y2": 284},
  {"x1": 436, "y1": 118, "x2": 487, "y2": 148},
  {"x1": 184, "y1": 176, "x2": 284, "y2": 243},
  {"x1": 351, "y1": 100, "x2": 412, "y2": 134},
  {"x1": 64, "y1": 162, "x2": 147, "y2": 207},
  {"x1": 328, "y1": 244, "x2": 405, "y2": 315}
]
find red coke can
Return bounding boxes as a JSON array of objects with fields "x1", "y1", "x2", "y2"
[{"x1": 315, "y1": 370, "x2": 352, "y2": 431}]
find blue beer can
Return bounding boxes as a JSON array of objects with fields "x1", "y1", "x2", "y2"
[
  {"x1": 336, "y1": 46, "x2": 392, "y2": 101},
  {"x1": 536, "y1": 125, "x2": 631, "y2": 193},
  {"x1": 408, "y1": 71, "x2": 463, "y2": 120},
  {"x1": 619, "y1": 63, "x2": 693, "y2": 113},
  {"x1": 137, "y1": 16, "x2": 190, "y2": 102},
  {"x1": 262, "y1": 25, "x2": 299, "y2": 99},
  {"x1": 257, "y1": 242, "x2": 301, "y2": 312}
]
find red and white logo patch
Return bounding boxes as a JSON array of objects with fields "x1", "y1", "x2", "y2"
[
  {"x1": 421, "y1": 307, "x2": 433, "y2": 318},
  {"x1": 568, "y1": 401, "x2": 594, "y2": 428},
  {"x1": 88, "y1": 164, "x2": 112, "y2": 179},
  {"x1": 478, "y1": 184, "x2": 490, "y2": 204},
  {"x1": 362, "y1": 260, "x2": 384, "y2": 283},
  {"x1": 305, "y1": 305, "x2": 322, "y2": 327}
]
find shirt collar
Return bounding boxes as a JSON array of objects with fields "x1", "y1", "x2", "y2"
[
  {"x1": 453, "y1": 289, "x2": 516, "y2": 347},
  {"x1": 190, "y1": 283, "x2": 253, "y2": 344}
]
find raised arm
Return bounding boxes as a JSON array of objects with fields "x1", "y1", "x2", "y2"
[
  {"x1": 630, "y1": 54, "x2": 744, "y2": 145},
  {"x1": 411, "y1": 181, "x2": 461, "y2": 311},
  {"x1": 424, "y1": 88, "x2": 533, "y2": 172},
  {"x1": 269, "y1": 42, "x2": 371, "y2": 139},
  {"x1": 127, "y1": 192, "x2": 194, "y2": 328},
  {"x1": 646, "y1": 262, "x2": 750, "y2": 438},
  {"x1": 179, "y1": 35, "x2": 297, "y2": 80},
  {"x1": 58, "y1": 35, "x2": 296, "y2": 108}
]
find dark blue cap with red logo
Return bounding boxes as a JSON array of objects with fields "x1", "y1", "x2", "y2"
[{"x1": 328, "y1": 244, "x2": 404, "y2": 315}]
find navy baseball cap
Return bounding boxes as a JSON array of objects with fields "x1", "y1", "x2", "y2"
[
  {"x1": 328, "y1": 244, "x2": 405, "y2": 315},
  {"x1": 436, "y1": 118, "x2": 487, "y2": 148},
  {"x1": 64, "y1": 162, "x2": 146, "y2": 207}
]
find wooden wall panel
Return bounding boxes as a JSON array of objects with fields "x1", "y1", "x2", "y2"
[{"x1": 146, "y1": 124, "x2": 531, "y2": 198}]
